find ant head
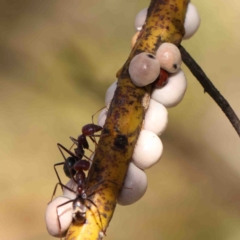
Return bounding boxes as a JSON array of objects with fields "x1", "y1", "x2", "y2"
[{"x1": 82, "y1": 124, "x2": 102, "y2": 135}]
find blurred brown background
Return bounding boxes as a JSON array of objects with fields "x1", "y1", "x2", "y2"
[{"x1": 0, "y1": 0, "x2": 240, "y2": 239}]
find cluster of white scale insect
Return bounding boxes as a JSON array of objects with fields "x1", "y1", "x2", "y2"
[{"x1": 45, "y1": 3, "x2": 200, "y2": 237}]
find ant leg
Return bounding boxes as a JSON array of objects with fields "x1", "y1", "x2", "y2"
[
  {"x1": 50, "y1": 182, "x2": 62, "y2": 203},
  {"x1": 85, "y1": 180, "x2": 118, "y2": 198},
  {"x1": 69, "y1": 142, "x2": 75, "y2": 151},
  {"x1": 58, "y1": 143, "x2": 76, "y2": 158},
  {"x1": 90, "y1": 134, "x2": 102, "y2": 138},
  {"x1": 87, "y1": 148, "x2": 94, "y2": 154},
  {"x1": 93, "y1": 179, "x2": 118, "y2": 189},
  {"x1": 57, "y1": 143, "x2": 78, "y2": 182},
  {"x1": 88, "y1": 133, "x2": 106, "y2": 148},
  {"x1": 59, "y1": 182, "x2": 77, "y2": 195},
  {"x1": 54, "y1": 162, "x2": 65, "y2": 188},
  {"x1": 56, "y1": 198, "x2": 74, "y2": 240},
  {"x1": 91, "y1": 106, "x2": 107, "y2": 126},
  {"x1": 50, "y1": 182, "x2": 76, "y2": 203},
  {"x1": 90, "y1": 108, "x2": 105, "y2": 147},
  {"x1": 88, "y1": 133, "x2": 102, "y2": 151},
  {"x1": 56, "y1": 205, "x2": 62, "y2": 240},
  {"x1": 89, "y1": 136, "x2": 98, "y2": 147},
  {"x1": 85, "y1": 198, "x2": 106, "y2": 235},
  {"x1": 69, "y1": 137, "x2": 78, "y2": 146}
]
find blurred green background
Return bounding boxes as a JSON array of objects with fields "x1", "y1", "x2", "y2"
[{"x1": 0, "y1": 0, "x2": 240, "y2": 239}]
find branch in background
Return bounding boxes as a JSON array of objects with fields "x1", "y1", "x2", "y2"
[{"x1": 180, "y1": 45, "x2": 240, "y2": 137}]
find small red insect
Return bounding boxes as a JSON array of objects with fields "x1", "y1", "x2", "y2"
[{"x1": 153, "y1": 68, "x2": 169, "y2": 88}]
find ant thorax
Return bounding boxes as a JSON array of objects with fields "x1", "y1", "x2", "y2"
[
  {"x1": 81, "y1": 192, "x2": 87, "y2": 199},
  {"x1": 72, "y1": 197, "x2": 87, "y2": 224}
]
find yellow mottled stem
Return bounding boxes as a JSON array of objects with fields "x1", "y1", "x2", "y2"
[{"x1": 65, "y1": 0, "x2": 188, "y2": 239}]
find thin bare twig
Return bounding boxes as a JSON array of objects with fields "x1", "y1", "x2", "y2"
[{"x1": 180, "y1": 45, "x2": 240, "y2": 137}]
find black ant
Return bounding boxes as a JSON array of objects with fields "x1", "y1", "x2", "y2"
[
  {"x1": 52, "y1": 123, "x2": 102, "y2": 181},
  {"x1": 52, "y1": 143, "x2": 90, "y2": 191},
  {"x1": 51, "y1": 117, "x2": 106, "y2": 237},
  {"x1": 52, "y1": 143, "x2": 106, "y2": 238}
]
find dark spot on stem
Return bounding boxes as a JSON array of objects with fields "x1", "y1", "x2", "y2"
[
  {"x1": 104, "y1": 206, "x2": 110, "y2": 212},
  {"x1": 114, "y1": 134, "x2": 128, "y2": 150},
  {"x1": 102, "y1": 128, "x2": 110, "y2": 134}
]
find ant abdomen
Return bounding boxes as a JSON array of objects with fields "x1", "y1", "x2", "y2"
[{"x1": 63, "y1": 157, "x2": 78, "y2": 178}]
